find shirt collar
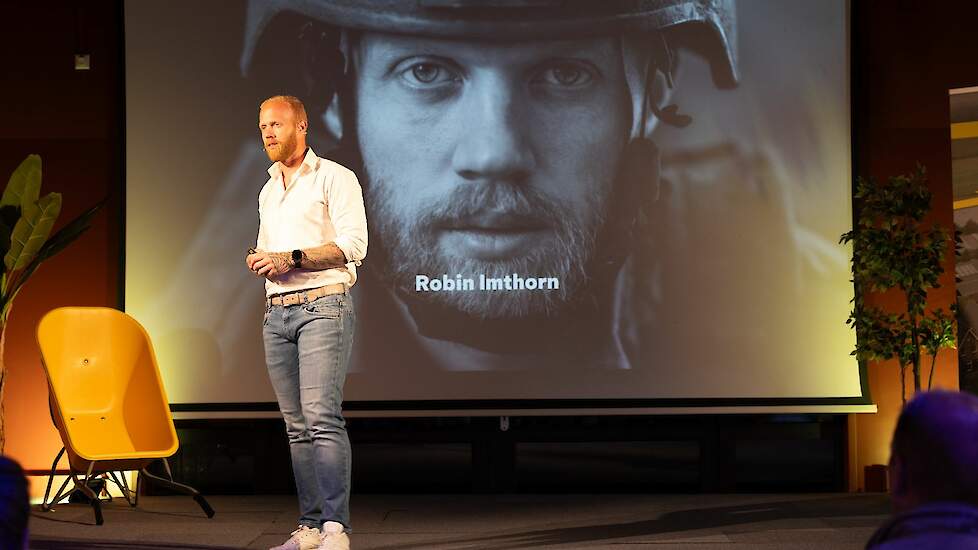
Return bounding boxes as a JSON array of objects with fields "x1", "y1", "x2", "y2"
[{"x1": 267, "y1": 147, "x2": 318, "y2": 178}]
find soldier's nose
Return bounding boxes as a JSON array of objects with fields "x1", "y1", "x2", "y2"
[{"x1": 451, "y1": 79, "x2": 535, "y2": 184}]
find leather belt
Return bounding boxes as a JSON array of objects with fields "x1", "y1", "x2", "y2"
[{"x1": 267, "y1": 284, "x2": 346, "y2": 306}]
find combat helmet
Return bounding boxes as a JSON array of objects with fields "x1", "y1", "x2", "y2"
[{"x1": 242, "y1": 0, "x2": 738, "y2": 140}]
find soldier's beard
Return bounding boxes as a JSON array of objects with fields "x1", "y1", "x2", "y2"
[{"x1": 365, "y1": 180, "x2": 605, "y2": 320}]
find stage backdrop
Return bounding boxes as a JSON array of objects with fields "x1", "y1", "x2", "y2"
[{"x1": 125, "y1": 0, "x2": 863, "y2": 411}]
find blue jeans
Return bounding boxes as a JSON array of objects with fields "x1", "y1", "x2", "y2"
[{"x1": 263, "y1": 292, "x2": 355, "y2": 531}]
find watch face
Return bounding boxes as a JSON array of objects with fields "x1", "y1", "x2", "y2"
[{"x1": 292, "y1": 249, "x2": 302, "y2": 266}]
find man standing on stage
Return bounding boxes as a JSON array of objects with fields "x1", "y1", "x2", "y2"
[{"x1": 247, "y1": 95, "x2": 367, "y2": 550}]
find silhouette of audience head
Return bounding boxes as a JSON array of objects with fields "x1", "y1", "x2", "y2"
[
  {"x1": 889, "y1": 390, "x2": 978, "y2": 513},
  {"x1": 0, "y1": 455, "x2": 29, "y2": 550}
]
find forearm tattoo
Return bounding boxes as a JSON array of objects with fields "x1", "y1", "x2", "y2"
[
  {"x1": 268, "y1": 252, "x2": 292, "y2": 273},
  {"x1": 300, "y1": 243, "x2": 348, "y2": 270}
]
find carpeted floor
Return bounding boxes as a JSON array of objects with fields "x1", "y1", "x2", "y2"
[{"x1": 28, "y1": 493, "x2": 891, "y2": 549}]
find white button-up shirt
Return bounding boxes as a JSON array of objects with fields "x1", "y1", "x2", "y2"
[{"x1": 257, "y1": 148, "x2": 368, "y2": 296}]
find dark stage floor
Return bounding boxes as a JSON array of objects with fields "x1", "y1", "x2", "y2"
[{"x1": 28, "y1": 493, "x2": 891, "y2": 549}]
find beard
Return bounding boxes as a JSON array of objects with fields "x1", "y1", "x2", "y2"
[
  {"x1": 365, "y1": 179, "x2": 606, "y2": 320},
  {"x1": 264, "y1": 131, "x2": 298, "y2": 163}
]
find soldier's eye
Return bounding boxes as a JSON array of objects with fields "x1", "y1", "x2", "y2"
[
  {"x1": 398, "y1": 60, "x2": 459, "y2": 88},
  {"x1": 534, "y1": 61, "x2": 596, "y2": 88},
  {"x1": 412, "y1": 63, "x2": 441, "y2": 83}
]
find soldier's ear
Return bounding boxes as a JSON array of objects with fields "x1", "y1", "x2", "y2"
[
  {"x1": 631, "y1": 67, "x2": 684, "y2": 139},
  {"x1": 623, "y1": 31, "x2": 685, "y2": 139},
  {"x1": 646, "y1": 32, "x2": 689, "y2": 131},
  {"x1": 298, "y1": 22, "x2": 345, "y2": 136},
  {"x1": 645, "y1": 70, "x2": 677, "y2": 133}
]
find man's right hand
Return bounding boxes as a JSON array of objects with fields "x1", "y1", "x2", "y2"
[
  {"x1": 246, "y1": 248, "x2": 263, "y2": 275},
  {"x1": 247, "y1": 248, "x2": 294, "y2": 279}
]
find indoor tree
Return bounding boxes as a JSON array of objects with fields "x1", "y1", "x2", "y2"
[{"x1": 841, "y1": 165, "x2": 956, "y2": 404}]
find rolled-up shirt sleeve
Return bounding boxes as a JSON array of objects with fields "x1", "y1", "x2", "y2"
[{"x1": 328, "y1": 167, "x2": 368, "y2": 265}]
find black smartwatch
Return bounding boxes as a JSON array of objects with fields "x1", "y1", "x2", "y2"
[{"x1": 291, "y1": 249, "x2": 303, "y2": 269}]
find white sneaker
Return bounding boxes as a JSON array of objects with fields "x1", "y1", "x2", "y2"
[
  {"x1": 270, "y1": 525, "x2": 322, "y2": 550},
  {"x1": 317, "y1": 521, "x2": 350, "y2": 550}
]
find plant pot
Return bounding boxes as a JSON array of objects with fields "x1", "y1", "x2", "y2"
[{"x1": 865, "y1": 463, "x2": 888, "y2": 492}]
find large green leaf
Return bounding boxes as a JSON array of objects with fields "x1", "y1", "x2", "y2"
[
  {"x1": 1, "y1": 155, "x2": 41, "y2": 210},
  {"x1": 35, "y1": 199, "x2": 103, "y2": 262},
  {"x1": 5, "y1": 193, "x2": 61, "y2": 271},
  {"x1": 7, "y1": 199, "x2": 104, "y2": 299}
]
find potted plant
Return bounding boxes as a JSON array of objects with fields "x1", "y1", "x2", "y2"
[
  {"x1": 0, "y1": 154, "x2": 102, "y2": 452},
  {"x1": 841, "y1": 165, "x2": 956, "y2": 405}
]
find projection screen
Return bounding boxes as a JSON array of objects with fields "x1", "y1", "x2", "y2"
[{"x1": 125, "y1": 0, "x2": 866, "y2": 412}]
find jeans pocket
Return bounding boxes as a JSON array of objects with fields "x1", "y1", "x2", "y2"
[{"x1": 303, "y1": 296, "x2": 343, "y2": 319}]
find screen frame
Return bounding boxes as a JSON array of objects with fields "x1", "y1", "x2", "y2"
[{"x1": 122, "y1": 0, "x2": 870, "y2": 416}]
